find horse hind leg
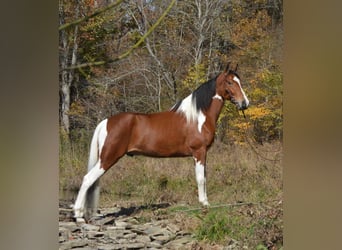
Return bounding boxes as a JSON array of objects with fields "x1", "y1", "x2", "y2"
[
  {"x1": 79, "y1": 140, "x2": 128, "y2": 222},
  {"x1": 73, "y1": 119, "x2": 108, "y2": 223},
  {"x1": 84, "y1": 178, "x2": 100, "y2": 220},
  {"x1": 73, "y1": 161, "x2": 105, "y2": 222}
]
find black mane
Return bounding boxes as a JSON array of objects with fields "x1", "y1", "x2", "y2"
[
  {"x1": 192, "y1": 77, "x2": 217, "y2": 111},
  {"x1": 170, "y1": 77, "x2": 217, "y2": 113}
]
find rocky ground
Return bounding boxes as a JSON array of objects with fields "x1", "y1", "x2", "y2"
[{"x1": 59, "y1": 201, "x2": 239, "y2": 250}]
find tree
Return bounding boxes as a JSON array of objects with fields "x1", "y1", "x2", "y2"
[
  {"x1": 59, "y1": 0, "x2": 80, "y2": 134},
  {"x1": 59, "y1": 0, "x2": 283, "y2": 145},
  {"x1": 59, "y1": 0, "x2": 177, "y2": 134}
]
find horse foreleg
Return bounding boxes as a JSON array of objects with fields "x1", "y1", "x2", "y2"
[
  {"x1": 194, "y1": 157, "x2": 209, "y2": 206},
  {"x1": 73, "y1": 162, "x2": 105, "y2": 222}
]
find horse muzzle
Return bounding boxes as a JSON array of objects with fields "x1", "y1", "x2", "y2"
[
  {"x1": 240, "y1": 99, "x2": 249, "y2": 110},
  {"x1": 231, "y1": 98, "x2": 249, "y2": 110}
]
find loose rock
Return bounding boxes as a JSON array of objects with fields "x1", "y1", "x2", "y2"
[{"x1": 59, "y1": 202, "x2": 239, "y2": 249}]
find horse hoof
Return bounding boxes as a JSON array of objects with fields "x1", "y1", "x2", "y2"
[
  {"x1": 75, "y1": 217, "x2": 86, "y2": 224},
  {"x1": 201, "y1": 200, "x2": 210, "y2": 207}
]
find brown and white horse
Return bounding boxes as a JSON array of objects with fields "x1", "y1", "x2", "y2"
[{"x1": 73, "y1": 63, "x2": 249, "y2": 222}]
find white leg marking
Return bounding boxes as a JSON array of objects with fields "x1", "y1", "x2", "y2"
[
  {"x1": 197, "y1": 111, "x2": 206, "y2": 133},
  {"x1": 74, "y1": 162, "x2": 105, "y2": 219},
  {"x1": 194, "y1": 158, "x2": 209, "y2": 206}
]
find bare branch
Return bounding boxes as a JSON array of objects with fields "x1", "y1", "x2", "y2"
[
  {"x1": 59, "y1": 0, "x2": 125, "y2": 31},
  {"x1": 61, "y1": 0, "x2": 177, "y2": 71}
]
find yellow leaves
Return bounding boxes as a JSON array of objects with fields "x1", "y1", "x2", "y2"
[
  {"x1": 231, "y1": 9, "x2": 270, "y2": 45},
  {"x1": 251, "y1": 87, "x2": 267, "y2": 100},
  {"x1": 244, "y1": 106, "x2": 271, "y2": 120},
  {"x1": 256, "y1": 68, "x2": 282, "y2": 86},
  {"x1": 255, "y1": 68, "x2": 271, "y2": 82},
  {"x1": 234, "y1": 120, "x2": 250, "y2": 131},
  {"x1": 182, "y1": 63, "x2": 207, "y2": 91},
  {"x1": 69, "y1": 101, "x2": 85, "y2": 117}
]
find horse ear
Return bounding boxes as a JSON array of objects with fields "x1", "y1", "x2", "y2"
[
  {"x1": 225, "y1": 62, "x2": 231, "y2": 74},
  {"x1": 234, "y1": 63, "x2": 238, "y2": 72}
]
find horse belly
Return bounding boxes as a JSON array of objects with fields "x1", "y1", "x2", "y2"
[
  {"x1": 129, "y1": 133, "x2": 191, "y2": 157},
  {"x1": 129, "y1": 115, "x2": 191, "y2": 157}
]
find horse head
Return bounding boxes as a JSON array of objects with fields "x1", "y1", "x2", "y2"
[{"x1": 216, "y1": 62, "x2": 249, "y2": 110}]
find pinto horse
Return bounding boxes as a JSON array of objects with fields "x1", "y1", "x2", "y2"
[{"x1": 73, "y1": 63, "x2": 249, "y2": 222}]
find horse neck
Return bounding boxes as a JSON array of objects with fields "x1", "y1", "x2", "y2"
[{"x1": 205, "y1": 98, "x2": 225, "y2": 125}]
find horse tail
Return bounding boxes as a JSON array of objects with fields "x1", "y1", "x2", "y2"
[{"x1": 84, "y1": 119, "x2": 108, "y2": 220}]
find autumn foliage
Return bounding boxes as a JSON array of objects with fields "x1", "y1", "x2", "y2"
[
  {"x1": 59, "y1": 2, "x2": 283, "y2": 247},
  {"x1": 59, "y1": 0, "x2": 283, "y2": 144}
]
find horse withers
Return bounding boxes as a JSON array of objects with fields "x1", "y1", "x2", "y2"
[{"x1": 73, "y1": 62, "x2": 249, "y2": 222}]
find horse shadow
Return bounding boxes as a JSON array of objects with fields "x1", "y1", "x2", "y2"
[{"x1": 87, "y1": 202, "x2": 171, "y2": 225}]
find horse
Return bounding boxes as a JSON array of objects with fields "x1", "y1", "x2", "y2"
[{"x1": 73, "y1": 62, "x2": 249, "y2": 222}]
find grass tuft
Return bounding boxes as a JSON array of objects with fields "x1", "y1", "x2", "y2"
[{"x1": 60, "y1": 138, "x2": 282, "y2": 248}]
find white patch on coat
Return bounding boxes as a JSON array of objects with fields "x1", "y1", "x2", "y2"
[
  {"x1": 177, "y1": 94, "x2": 198, "y2": 122},
  {"x1": 212, "y1": 94, "x2": 223, "y2": 101},
  {"x1": 197, "y1": 111, "x2": 206, "y2": 133},
  {"x1": 176, "y1": 94, "x2": 206, "y2": 133}
]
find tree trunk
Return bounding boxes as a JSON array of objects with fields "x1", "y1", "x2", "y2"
[{"x1": 59, "y1": 3, "x2": 79, "y2": 134}]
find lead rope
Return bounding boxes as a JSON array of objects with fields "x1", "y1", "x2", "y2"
[
  {"x1": 171, "y1": 199, "x2": 282, "y2": 213},
  {"x1": 241, "y1": 110, "x2": 282, "y2": 162}
]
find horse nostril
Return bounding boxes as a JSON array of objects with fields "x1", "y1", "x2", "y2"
[{"x1": 241, "y1": 100, "x2": 248, "y2": 110}]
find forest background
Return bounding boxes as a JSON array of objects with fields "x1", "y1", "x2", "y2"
[
  {"x1": 59, "y1": 0, "x2": 283, "y2": 248},
  {"x1": 59, "y1": 0, "x2": 282, "y2": 144}
]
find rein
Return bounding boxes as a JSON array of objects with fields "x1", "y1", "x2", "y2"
[
  {"x1": 242, "y1": 109, "x2": 246, "y2": 119},
  {"x1": 171, "y1": 199, "x2": 282, "y2": 213}
]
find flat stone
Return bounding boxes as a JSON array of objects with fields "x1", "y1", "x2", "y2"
[
  {"x1": 124, "y1": 242, "x2": 146, "y2": 249},
  {"x1": 131, "y1": 228, "x2": 146, "y2": 235},
  {"x1": 176, "y1": 231, "x2": 192, "y2": 236},
  {"x1": 147, "y1": 241, "x2": 163, "y2": 248},
  {"x1": 166, "y1": 223, "x2": 180, "y2": 234},
  {"x1": 81, "y1": 224, "x2": 100, "y2": 231},
  {"x1": 126, "y1": 217, "x2": 140, "y2": 225},
  {"x1": 135, "y1": 235, "x2": 151, "y2": 243},
  {"x1": 123, "y1": 232, "x2": 137, "y2": 239},
  {"x1": 59, "y1": 239, "x2": 89, "y2": 250},
  {"x1": 72, "y1": 248, "x2": 95, "y2": 250},
  {"x1": 59, "y1": 222, "x2": 79, "y2": 232},
  {"x1": 59, "y1": 204, "x2": 200, "y2": 250},
  {"x1": 97, "y1": 244, "x2": 122, "y2": 250},
  {"x1": 115, "y1": 221, "x2": 130, "y2": 229},
  {"x1": 151, "y1": 235, "x2": 173, "y2": 244},
  {"x1": 95, "y1": 216, "x2": 115, "y2": 226},
  {"x1": 144, "y1": 226, "x2": 164, "y2": 236},
  {"x1": 107, "y1": 230, "x2": 125, "y2": 240},
  {"x1": 107, "y1": 225, "x2": 126, "y2": 230},
  {"x1": 165, "y1": 236, "x2": 194, "y2": 247},
  {"x1": 86, "y1": 231, "x2": 105, "y2": 238}
]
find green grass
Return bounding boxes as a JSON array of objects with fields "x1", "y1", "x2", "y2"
[
  {"x1": 195, "y1": 209, "x2": 232, "y2": 243},
  {"x1": 60, "y1": 134, "x2": 283, "y2": 248}
]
